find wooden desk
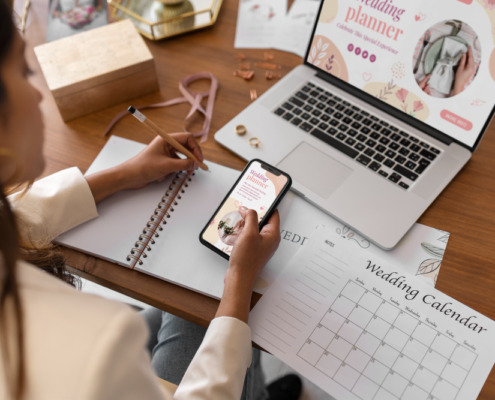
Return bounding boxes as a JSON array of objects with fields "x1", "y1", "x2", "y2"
[{"x1": 23, "y1": 0, "x2": 494, "y2": 397}]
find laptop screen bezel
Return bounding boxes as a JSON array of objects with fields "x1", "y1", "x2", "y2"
[{"x1": 302, "y1": 0, "x2": 494, "y2": 152}]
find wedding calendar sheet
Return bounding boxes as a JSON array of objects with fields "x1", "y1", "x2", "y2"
[{"x1": 249, "y1": 226, "x2": 495, "y2": 400}]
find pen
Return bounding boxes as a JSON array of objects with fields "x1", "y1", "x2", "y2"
[{"x1": 128, "y1": 106, "x2": 208, "y2": 171}]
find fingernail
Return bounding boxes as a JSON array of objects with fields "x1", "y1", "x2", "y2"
[
  {"x1": 194, "y1": 162, "x2": 199, "y2": 170},
  {"x1": 239, "y1": 206, "x2": 248, "y2": 212}
]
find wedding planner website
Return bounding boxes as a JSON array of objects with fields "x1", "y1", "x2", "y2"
[{"x1": 308, "y1": 0, "x2": 495, "y2": 147}]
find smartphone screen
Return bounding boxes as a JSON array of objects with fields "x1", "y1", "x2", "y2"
[{"x1": 200, "y1": 159, "x2": 291, "y2": 259}]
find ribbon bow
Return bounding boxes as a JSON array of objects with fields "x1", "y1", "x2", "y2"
[{"x1": 435, "y1": 53, "x2": 460, "y2": 76}]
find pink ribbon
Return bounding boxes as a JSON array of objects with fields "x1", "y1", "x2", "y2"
[{"x1": 104, "y1": 72, "x2": 218, "y2": 142}]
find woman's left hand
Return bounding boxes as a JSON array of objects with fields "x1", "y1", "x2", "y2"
[{"x1": 86, "y1": 133, "x2": 204, "y2": 203}]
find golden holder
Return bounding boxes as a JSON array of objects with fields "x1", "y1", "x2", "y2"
[{"x1": 107, "y1": 0, "x2": 223, "y2": 40}]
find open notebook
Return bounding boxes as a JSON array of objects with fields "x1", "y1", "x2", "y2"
[
  {"x1": 56, "y1": 136, "x2": 239, "y2": 298},
  {"x1": 57, "y1": 136, "x2": 450, "y2": 299}
]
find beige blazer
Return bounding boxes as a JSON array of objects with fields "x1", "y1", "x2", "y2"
[{"x1": 1, "y1": 168, "x2": 252, "y2": 399}]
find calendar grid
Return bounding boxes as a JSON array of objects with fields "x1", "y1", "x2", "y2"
[{"x1": 297, "y1": 280, "x2": 476, "y2": 400}]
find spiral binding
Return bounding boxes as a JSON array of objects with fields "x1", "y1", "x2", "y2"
[{"x1": 126, "y1": 170, "x2": 193, "y2": 269}]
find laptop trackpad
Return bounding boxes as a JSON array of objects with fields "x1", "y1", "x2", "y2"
[{"x1": 277, "y1": 142, "x2": 352, "y2": 199}]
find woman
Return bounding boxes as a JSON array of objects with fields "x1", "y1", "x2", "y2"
[{"x1": 0, "y1": 2, "x2": 300, "y2": 399}]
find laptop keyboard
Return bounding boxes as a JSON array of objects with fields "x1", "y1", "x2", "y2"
[{"x1": 273, "y1": 82, "x2": 441, "y2": 190}]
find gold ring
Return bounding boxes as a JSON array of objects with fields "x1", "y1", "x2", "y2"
[
  {"x1": 249, "y1": 137, "x2": 260, "y2": 147},
  {"x1": 236, "y1": 124, "x2": 247, "y2": 136}
]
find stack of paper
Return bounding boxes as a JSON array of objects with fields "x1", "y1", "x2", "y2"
[{"x1": 235, "y1": 0, "x2": 321, "y2": 57}]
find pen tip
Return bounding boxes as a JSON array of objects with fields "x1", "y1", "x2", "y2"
[{"x1": 128, "y1": 106, "x2": 136, "y2": 114}]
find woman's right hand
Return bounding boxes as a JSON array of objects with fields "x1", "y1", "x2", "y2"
[
  {"x1": 85, "y1": 134, "x2": 203, "y2": 204},
  {"x1": 228, "y1": 207, "x2": 280, "y2": 288},
  {"x1": 453, "y1": 46, "x2": 475, "y2": 95},
  {"x1": 215, "y1": 207, "x2": 281, "y2": 323}
]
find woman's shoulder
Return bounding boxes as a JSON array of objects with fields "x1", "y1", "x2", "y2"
[{"x1": 14, "y1": 263, "x2": 166, "y2": 399}]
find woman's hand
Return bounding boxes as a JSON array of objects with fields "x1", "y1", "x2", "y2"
[
  {"x1": 85, "y1": 133, "x2": 203, "y2": 203},
  {"x1": 216, "y1": 208, "x2": 281, "y2": 323},
  {"x1": 228, "y1": 207, "x2": 280, "y2": 286},
  {"x1": 453, "y1": 46, "x2": 475, "y2": 96},
  {"x1": 118, "y1": 134, "x2": 203, "y2": 190}
]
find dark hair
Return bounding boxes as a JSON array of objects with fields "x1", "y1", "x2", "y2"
[
  {"x1": 0, "y1": 0, "x2": 14, "y2": 105},
  {"x1": 0, "y1": 190, "x2": 24, "y2": 400},
  {"x1": 0, "y1": 1, "x2": 78, "y2": 398},
  {"x1": 0, "y1": 3, "x2": 25, "y2": 399}
]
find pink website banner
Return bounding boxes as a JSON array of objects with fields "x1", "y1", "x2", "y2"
[{"x1": 309, "y1": 0, "x2": 495, "y2": 147}]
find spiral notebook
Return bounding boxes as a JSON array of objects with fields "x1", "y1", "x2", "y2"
[{"x1": 56, "y1": 135, "x2": 240, "y2": 298}]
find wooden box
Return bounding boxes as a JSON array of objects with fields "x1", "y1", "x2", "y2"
[{"x1": 34, "y1": 20, "x2": 158, "y2": 121}]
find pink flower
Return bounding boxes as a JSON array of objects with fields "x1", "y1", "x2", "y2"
[
  {"x1": 484, "y1": 0, "x2": 495, "y2": 10},
  {"x1": 395, "y1": 88, "x2": 408, "y2": 103},
  {"x1": 413, "y1": 100, "x2": 424, "y2": 113}
]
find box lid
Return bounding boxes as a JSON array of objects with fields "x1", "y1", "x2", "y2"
[{"x1": 34, "y1": 19, "x2": 154, "y2": 97}]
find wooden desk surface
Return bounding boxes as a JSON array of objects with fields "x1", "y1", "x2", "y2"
[{"x1": 23, "y1": 0, "x2": 494, "y2": 397}]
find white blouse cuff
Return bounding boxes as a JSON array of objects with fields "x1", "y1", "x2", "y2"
[{"x1": 10, "y1": 167, "x2": 98, "y2": 247}]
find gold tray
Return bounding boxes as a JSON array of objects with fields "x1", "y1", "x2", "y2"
[{"x1": 107, "y1": 0, "x2": 223, "y2": 40}]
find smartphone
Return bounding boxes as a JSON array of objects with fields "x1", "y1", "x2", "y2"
[{"x1": 199, "y1": 159, "x2": 292, "y2": 260}]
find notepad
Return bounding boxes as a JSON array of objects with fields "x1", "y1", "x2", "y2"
[
  {"x1": 56, "y1": 135, "x2": 239, "y2": 298},
  {"x1": 56, "y1": 136, "x2": 450, "y2": 299},
  {"x1": 250, "y1": 226, "x2": 495, "y2": 400}
]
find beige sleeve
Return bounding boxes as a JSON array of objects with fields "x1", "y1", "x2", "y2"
[
  {"x1": 9, "y1": 167, "x2": 98, "y2": 247},
  {"x1": 174, "y1": 317, "x2": 252, "y2": 400}
]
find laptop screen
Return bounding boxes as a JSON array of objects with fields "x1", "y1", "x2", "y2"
[{"x1": 306, "y1": 0, "x2": 495, "y2": 149}]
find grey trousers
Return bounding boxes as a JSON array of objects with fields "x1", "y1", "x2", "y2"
[{"x1": 141, "y1": 307, "x2": 268, "y2": 400}]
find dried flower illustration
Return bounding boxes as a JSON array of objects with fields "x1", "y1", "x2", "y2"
[
  {"x1": 395, "y1": 88, "x2": 409, "y2": 103},
  {"x1": 412, "y1": 100, "x2": 424, "y2": 113}
]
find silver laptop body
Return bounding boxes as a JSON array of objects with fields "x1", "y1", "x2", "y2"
[{"x1": 216, "y1": 1, "x2": 492, "y2": 249}]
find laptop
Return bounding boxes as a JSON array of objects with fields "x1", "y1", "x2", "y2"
[{"x1": 216, "y1": 0, "x2": 494, "y2": 249}]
